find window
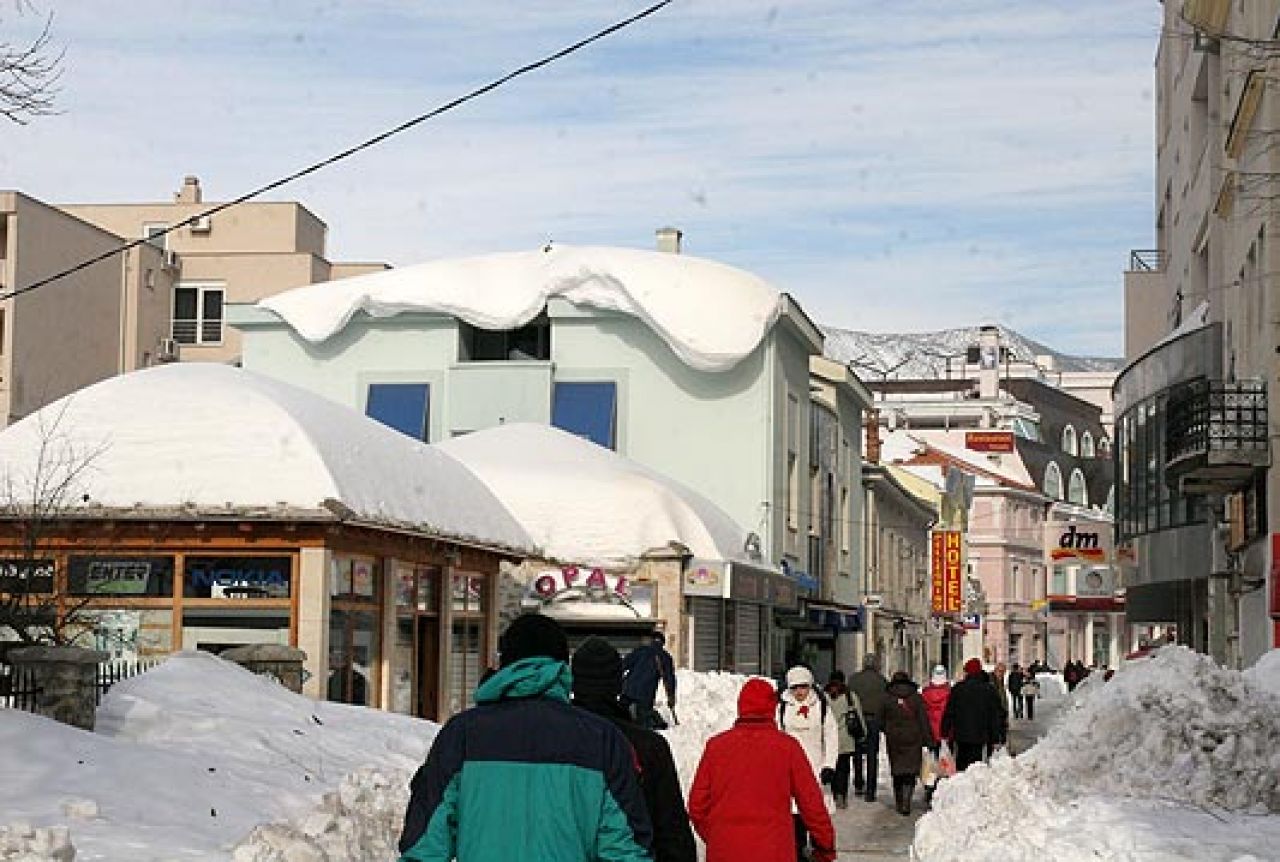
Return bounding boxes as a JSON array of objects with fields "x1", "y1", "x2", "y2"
[
  {"x1": 143, "y1": 223, "x2": 168, "y2": 250},
  {"x1": 458, "y1": 315, "x2": 550, "y2": 361},
  {"x1": 0, "y1": 308, "x2": 5, "y2": 356},
  {"x1": 1080, "y1": 431, "x2": 1096, "y2": 458},
  {"x1": 1011, "y1": 416, "x2": 1041, "y2": 442},
  {"x1": 1061, "y1": 424, "x2": 1078, "y2": 456},
  {"x1": 786, "y1": 394, "x2": 799, "y2": 532},
  {"x1": 1043, "y1": 462, "x2": 1063, "y2": 500},
  {"x1": 552, "y1": 382, "x2": 617, "y2": 449},
  {"x1": 1068, "y1": 469, "x2": 1088, "y2": 507},
  {"x1": 366, "y1": 383, "x2": 430, "y2": 441},
  {"x1": 172, "y1": 283, "x2": 224, "y2": 345}
]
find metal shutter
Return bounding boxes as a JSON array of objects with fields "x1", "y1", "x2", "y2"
[
  {"x1": 690, "y1": 598, "x2": 724, "y2": 671},
  {"x1": 732, "y1": 602, "x2": 763, "y2": 675}
]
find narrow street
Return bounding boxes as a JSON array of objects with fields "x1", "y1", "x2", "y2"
[{"x1": 833, "y1": 697, "x2": 1062, "y2": 860}]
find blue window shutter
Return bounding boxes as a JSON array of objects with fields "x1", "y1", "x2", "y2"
[
  {"x1": 552, "y1": 382, "x2": 617, "y2": 449},
  {"x1": 366, "y1": 383, "x2": 430, "y2": 441}
]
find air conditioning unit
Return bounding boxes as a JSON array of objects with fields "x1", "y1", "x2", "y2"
[
  {"x1": 156, "y1": 336, "x2": 180, "y2": 363},
  {"x1": 162, "y1": 249, "x2": 180, "y2": 271},
  {"x1": 188, "y1": 215, "x2": 212, "y2": 234}
]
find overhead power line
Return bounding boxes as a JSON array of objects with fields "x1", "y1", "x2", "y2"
[{"x1": 0, "y1": 0, "x2": 675, "y2": 304}]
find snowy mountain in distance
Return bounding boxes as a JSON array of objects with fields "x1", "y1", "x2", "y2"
[{"x1": 821, "y1": 323, "x2": 1124, "y2": 381}]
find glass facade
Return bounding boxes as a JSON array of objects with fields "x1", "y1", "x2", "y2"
[{"x1": 1115, "y1": 389, "x2": 1205, "y2": 541}]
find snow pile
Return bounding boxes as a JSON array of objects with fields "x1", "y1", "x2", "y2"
[
  {"x1": 259, "y1": 244, "x2": 785, "y2": 373},
  {"x1": 0, "y1": 823, "x2": 73, "y2": 862},
  {"x1": 1244, "y1": 648, "x2": 1280, "y2": 699},
  {"x1": 661, "y1": 669, "x2": 755, "y2": 792},
  {"x1": 915, "y1": 647, "x2": 1280, "y2": 861}
]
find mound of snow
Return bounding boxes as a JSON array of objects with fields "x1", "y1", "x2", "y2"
[
  {"x1": 914, "y1": 647, "x2": 1280, "y2": 861},
  {"x1": 662, "y1": 669, "x2": 756, "y2": 793},
  {"x1": 0, "y1": 822, "x2": 73, "y2": 861}
]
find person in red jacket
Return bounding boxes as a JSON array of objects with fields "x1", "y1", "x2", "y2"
[
  {"x1": 918, "y1": 664, "x2": 952, "y2": 808},
  {"x1": 688, "y1": 678, "x2": 836, "y2": 862}
]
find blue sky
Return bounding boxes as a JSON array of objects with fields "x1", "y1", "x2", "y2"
[{"x1": 3, "y1": 1, "x2": 1160, "y2": 356}]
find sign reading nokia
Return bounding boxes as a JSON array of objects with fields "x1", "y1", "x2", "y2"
[{"x1": 184, "y1": 556, "x2": 292, "y2": 599}]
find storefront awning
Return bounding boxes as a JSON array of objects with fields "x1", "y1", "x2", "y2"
[{"x1": 804, "y1": 600, "x2": 863, "y2": 632}]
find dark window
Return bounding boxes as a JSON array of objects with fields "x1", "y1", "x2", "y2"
[
  {"x1": 172, "y1": 284, "x2": 224, "y2": 345},
  {"x1": 458, "y1": 314, "x2": 550, "y2": 361},
  {"x1": 552, "y1": 382, "x2": 617, "y2": 449},
  {"x1": 366, "y1": 383, "x2": 430, "y2": 441},
  {"x1": 184, "y1": 556, "x2": 292, "y2": 599},
  {"x1": 68, "y1": 557, "x2": 175, "y2": 597}
]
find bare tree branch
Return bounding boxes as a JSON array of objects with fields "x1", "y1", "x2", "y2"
[{"x1": 1, "y1": 7, "x2": 62, "y2": 124}]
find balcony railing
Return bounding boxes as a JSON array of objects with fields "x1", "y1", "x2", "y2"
[
  {"x1": 1129, "y1": 249, "x2": 1167, "y2": 272},
  {"x1": 1165, "y1": 378, "x2": 1269, "y2": 493}
]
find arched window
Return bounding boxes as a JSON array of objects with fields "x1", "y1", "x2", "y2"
[
  {"x1": 1068, "y1": 468, "x2": 1088, "y2": 506},
  {"x1": 1043, "y1": 462, "x2": 1064, "y2": 500},
  {"x1": 1080, "y1": 431, "x2": 1095, "y2": 458},
  {"x1": 1098, "y1": 437, "x2": 1111, "y2": 457},
  {"x1": 1061, "y1": 425, "x2": 1078, "y2": 456},
  {"x1": 1105, "y1": 485, "x2": 1115, "y2": 515}
]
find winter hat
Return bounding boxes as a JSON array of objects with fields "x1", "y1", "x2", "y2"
[
  {"x1": 498, "y1": 614, "x2": 569, "y2": 668},
  {"x1": 570, "y1": 636, "x2": 623, "y2": 697},
  {"x1": 828, "y1": 670, "x2": 846, "y2": 684},
  {"x1": 651, "y1": 630, "x2": 667, "y2": 646},
  {"x1": 785, "y1": 666, "x2": 815, "y2": 688},
  {"x1": 862, "y1": 653, "x2": 881, "y2": 671},
  {"x1": 891, "y1": 670, "x2": 911, "y2": 683},
  {"x1": 930, "y1": 665, "x2": 948, "y2": 685},
  {"x1": 738, "y1": 678, "x2": 779, "y2": 718},
  {"x1": 963, "y1": 657, "x2": 983, "y2": 676}
]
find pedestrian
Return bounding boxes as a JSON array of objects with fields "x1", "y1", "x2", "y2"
[
  {"x1": 778, "y1": 665, "x2": 840, "y2": 860},
  {"x1": 1007, "y1": 663, "x2": 1025, "y2": 719},
  {"x1": 688, "y1": 678, "x2": 837, "y2": 862},
  {"x1": 848, "y1": 652, "x2": 889, "y2": 801},
  {"x1": 877, "y1": 670, "x2": 935, "y2": 816},
  {"x1": 1064, "y1": 659, "x2": 1081, "y2": 692},
  {"x1": 572, "y1": 636, "x2": 697, "y2": 862},
  {"x1": 939, "y1": 657, "x2": 1005, "y2": 773},
  {"x1": 989, "y1": 661, "x2": 1010, "y2": 755},
  {"x1": 823, "y1": 669, "x2": 863, "y2": 809},
  {"x1": 622, "y1": 629, "x2": 678, "y2": 730},
  {"x1": 919, "y1": 665, "x2": 951, "y2": 809},
  {"x1": 1022, "y1": 672, "x2": 1041, "y2": 721},
  {"x1": 398, "y1": 614, "x2": 652, "y2": 862}
]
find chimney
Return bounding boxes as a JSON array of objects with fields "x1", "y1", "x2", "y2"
[
  {"x1": 863, "y1": 410, "x2": 882, "y2": 465},
  {"x1": 175, "y1": 176, "x2": 202, "y2": 204},
  {"x1": 655, "y1": 226, "x2": 683, "y2": 254},
  {"x1": 977, "y1": 324, "x2": 1001, "y2": 400}
]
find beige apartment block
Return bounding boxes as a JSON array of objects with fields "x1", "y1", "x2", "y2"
[{"x1": 0, "y1": 177, "x2": 386, "y2": 426}]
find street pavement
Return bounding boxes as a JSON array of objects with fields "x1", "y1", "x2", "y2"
[{"x1": 831, "y1": 697, "x2": 1062, "y2": 861}]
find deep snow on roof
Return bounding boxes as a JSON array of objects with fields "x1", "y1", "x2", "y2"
[
  {"x1": 435, "y1": 423, "x2": 753, "y2": 567},
  {"x1": 258, "y1": 244, "x2": 785, "y2": 372},
  {"x1": 0, "y1": 364, "x2": 532, "y2": 552}
]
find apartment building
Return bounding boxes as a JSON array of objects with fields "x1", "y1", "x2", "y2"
[
  {"x1": 1118, "y1": 0, "x2": 1278, "y2": 667},
  {"x1": 0, "y1": 176, "x2": 386, "y2": 425}
]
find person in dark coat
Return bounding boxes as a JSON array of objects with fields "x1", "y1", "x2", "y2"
[
  {"x1": 877, "y1": 670, "x2": 936, "y2": 816},
  {"x1": 572, "y1": 636, "x2": 697, "y2": 862},
  {"x1": 1006, "y1": 663, "x2": 1025, "y2": 719},
  {"x1": 940, "y1": 658, "x2": 1005, "y2": 773},
  {"x1": 848, "y1": 652, "x2": 889, "y2": 801},
  {"x1": 622, "y1": 630, "x2": 677, "y2": 729},
  {"x1": 688, "y1": 678, "x2": 836, "y2": 862}
]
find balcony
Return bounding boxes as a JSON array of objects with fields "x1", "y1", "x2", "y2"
[
  {"x1": 1165, "y1": 379, "x2": 1269, "y2": 494},
  {"x1": 1128, "y1": 249, "x2": 1167, "y2": 272}
]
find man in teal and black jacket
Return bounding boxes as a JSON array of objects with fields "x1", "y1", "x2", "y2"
[{"x1": 398, "y1": 613, "x2": 654, "y2": 862}]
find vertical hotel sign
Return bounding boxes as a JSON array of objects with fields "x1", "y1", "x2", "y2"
[{"x1": 931, "y1": 530, "x2": 964, "y2": 614}]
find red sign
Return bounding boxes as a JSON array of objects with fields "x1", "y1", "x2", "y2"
[
  {"x1": 1270, "y1": 534, "x2": 1280, "y2": 621},
  {"x1": 931, "y1": 530, "x2": 964, "y2": 614},
  {"x1": 965, "y1": 431, "x2": 1015, "y2": 453}
]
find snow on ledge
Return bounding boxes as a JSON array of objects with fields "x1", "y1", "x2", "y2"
[{"x1": 259, "y1": 244, "x2": 785, "y2": 372}]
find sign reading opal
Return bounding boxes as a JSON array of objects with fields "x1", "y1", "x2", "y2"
[{"x1": 529, "y1": 565, "x2": 631, "y2": 601}]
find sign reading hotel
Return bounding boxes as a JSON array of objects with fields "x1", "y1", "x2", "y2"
[
  {"x1": 964, "y1": 431, "x2": 1015, "y2": 453},
  {"x1": 1047, "y1": 523, "x2": 1114, "y2": 564},
  {"x1": 930, "y1": 530, "x2": 964, "y2": 614}
]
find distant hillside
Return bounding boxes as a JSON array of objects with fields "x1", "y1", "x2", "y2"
[{"x1": 821, "y1": 324, "x2": 1123, "y2": 381}]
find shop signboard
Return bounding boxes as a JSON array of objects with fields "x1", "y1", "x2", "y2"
[
  {"x1": 523, "y1": 565, "x2": 650, "y2": 616},
  {"x1": 682, "y1": 559, "x2": 727, "y2": 598},
  {"x1": 1047, "y1": 522, "x2": 1114, "y2": 565},
  {"x1": 69, "y1": 557, "x2": 174, "y2": 597},
  {"x1": 930, "y1": 530, "x2": 964, "y2": 614},
  {"x1": 964, "y1": 431, "x2": 1015, "y2": 453},
  {"x1": 961, "y1": 613, "x2": 982, "y2": 630},
  {"x1": 1271, "y1": 534, "x2": 1280, "y2": 621},
  {"x1": 185, "y1": 556, "x2": 291, "y2": 599},
  {"x1": 0, "y1": 558, "x2": 54, "y2": 594}
]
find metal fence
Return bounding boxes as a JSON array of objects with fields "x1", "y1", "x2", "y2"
[
  {"x1": 95, "y1": 658, "x2": 163, "y2": 705},
  {"x1": 0, "y1": 663, "x2": 40, "y2": 712}
]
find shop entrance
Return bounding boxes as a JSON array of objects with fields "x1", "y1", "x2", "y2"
[{"x1": 416, "y1": 615, "x2": 439, "y2": 719}]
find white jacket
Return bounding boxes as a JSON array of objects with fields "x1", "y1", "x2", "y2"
[{"x1": 778, "y1": 688, "x2": 840, "y2": 779}]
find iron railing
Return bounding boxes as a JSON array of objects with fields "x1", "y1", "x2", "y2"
[
  {"x1": 0, "y1": 664, "x2": 40, "y2": 711},
  {"x1": 1129, "y1": 249, "x2": 1168, "y2": 272},
  {"x1": 1166, "y1": 379, "x2": 1269, "y2": 476},
  {"x1": 95, "y1": 658, "x2": 162, "y2": 705}
]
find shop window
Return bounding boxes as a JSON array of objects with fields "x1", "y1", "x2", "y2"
[
  {"x1": 182, "y1": 607, "x2": 290, "y2": 653},
  {"x1": 552, "y1": 381, "x2": 617, "y2": 449},
  {"x1": 448, "y1": 572, "x2": 487, "y2": 714},
  {"x1": 366, "y1": 383, "x2": 430, "y2": 441},
  {"x1": 68, "y1": 608, "x2": 173, "y2": 661},
  {"x1": 68, "y1": 556, "x2": 175, "y2": 597},
  {"x1": 329, "y1": 556, "x2": 377, "y2": 600},
  {"x1": 458, "y1": 314, "x2": 550, "y2": 361},
  {"x1": 329, "y1": 609, "x2": 377, "y2": 707},
  {"x1": 184, "y1": 556, "x2": 290, "y2": 599}
]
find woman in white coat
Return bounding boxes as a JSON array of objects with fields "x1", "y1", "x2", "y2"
[{"x1": 778, "y1": 665, "x2": 840, "y2": 861}]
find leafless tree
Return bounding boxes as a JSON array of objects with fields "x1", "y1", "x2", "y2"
[{"x1": 1, "y1": 2, "x2": 62, "y2": 124}]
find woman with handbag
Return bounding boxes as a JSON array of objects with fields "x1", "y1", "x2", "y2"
[
  {"x1": 877, "y1": 670, "x2": 937, "y2": 816},
  {"x1": 824, "y1": 670, "x2": 865, "y2": 809}
]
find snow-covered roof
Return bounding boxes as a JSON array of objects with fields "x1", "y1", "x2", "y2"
[
  {"x1": 258, "y1": 244, "x2": 785, "y2": 373},
  {"x1": 0, "y1": 364, "x2": 533, "y2": 553},
  {"x1": 880, "y1": 429, "x2": 1036, "y2": 490},
  {"x1": 435, "y1": 423, "x2": 754, "y2": 568}
]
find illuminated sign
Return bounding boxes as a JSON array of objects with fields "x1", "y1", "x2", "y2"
[
  {"x1": 1047, "y1": 523, "x2": 1114, "y2": 564},
  {"x1": 930, "y1": 530, "x2": 963, "y2": 614},
  {"x1": 964, "y1": 431, "x2": 1015, "y2": 453},
  {"x1": 0, "y1": 559, "x2": 54, "y2": 594}
]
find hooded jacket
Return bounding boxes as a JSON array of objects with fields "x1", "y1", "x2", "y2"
[
  {"x1": 920, "y1": 681, "x2": 951, "y2": 743},
  {"x1": 688, "y1": 679, "x2": 835, "y2": 862},
  {"x1": 398, "y1": 657, "x2": 653, "y2": 862},
  {"x1": 877, "y1": 677, "x2": 935, "y2": 776}
]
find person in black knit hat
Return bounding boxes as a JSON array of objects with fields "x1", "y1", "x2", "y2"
[
  {"x1": 399, "y1": 617, "x2": 653, "y2": 861},
  {"x1": 573, "y1": 636, "x2": 696, "y2": 862}
]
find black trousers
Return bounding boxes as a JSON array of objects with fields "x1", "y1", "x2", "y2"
[
  {"x1": 1011, "y1": 690, "x2": 1024, "y2": 718},
  {"x1": 793, "y1": 813, "x2": 811, "y2": 862},
  {"x1": 832, "y1": 751, "x2": 852, "y2": 798},
  {"x1": 955, "y1": 742, "x2": 986, "y2": 772},
  {"x1": 1024, "y1": 694, "x2": 1036, "y2": 720}
]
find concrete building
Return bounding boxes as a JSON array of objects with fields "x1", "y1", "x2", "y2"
[
  {"x1": 230, "y1": 233, "x2": 874, "y2": 678},
  {"x1": 1118, "y1": 0, "x2": 1278, "y2": 667},
  {"x1": 0, "y1": 176, "x2": 385, "y2": 426}
]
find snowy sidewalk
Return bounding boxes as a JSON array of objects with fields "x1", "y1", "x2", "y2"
[{"x1": 832, "y1": 702, "x2": 1059, "y2": 860}]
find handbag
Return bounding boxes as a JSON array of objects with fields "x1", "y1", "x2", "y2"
[
  {"x1": 844, "y1": 691, "x2": 867, "y2": 741},
  {"x1": 937, "y1": 741, "x2": 957, "y2": 778},
  {"x1": 920, "y1": 747, "x2": 939, "y2": 787}
]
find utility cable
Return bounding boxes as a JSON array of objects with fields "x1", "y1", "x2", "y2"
[{"x1": 0, "y1": 0, "x2": 675, "y2": 304}]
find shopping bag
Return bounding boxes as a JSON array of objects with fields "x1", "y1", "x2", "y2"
[
  {"x1": 937, "y1": 741, "x2": 957, "y2": 778},
  {"x1": 920, "y1": 748, "x2": 938, "y2": 788}
]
